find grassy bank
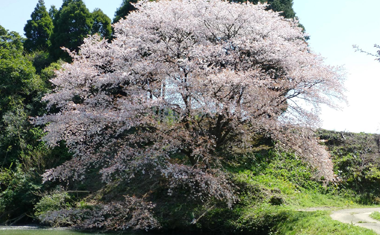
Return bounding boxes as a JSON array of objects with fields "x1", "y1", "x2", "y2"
[{"x1": 194, "y1": 147, "x2": 380, "y2": 234}]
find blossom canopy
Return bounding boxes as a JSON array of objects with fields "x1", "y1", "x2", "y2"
[{"x1": 37, "y1": 0, "x2": 345, "y2": 212}]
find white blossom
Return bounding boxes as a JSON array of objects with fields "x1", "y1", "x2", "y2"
[{"x1": 37, "y1": 0, "x2": 345, "y2": 208}]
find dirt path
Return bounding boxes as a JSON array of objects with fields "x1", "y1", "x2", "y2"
[{"x1": 331, "y1": 208, "x2": 380, "y2": 234}]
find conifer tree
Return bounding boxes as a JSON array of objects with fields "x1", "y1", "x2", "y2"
[
  {"x1": 113, "y1": 0, "x2": 138, "y2": 23},
  {"x1": 112, "y1": 0, "x2": 297, "y2": 25},
  {"x1": 24, "y1": 0, "x2": 53, "y2": 52},
  {"x1": 265, "y1": 0, "x2": 296, "y2": 19},
  {"x1": 235, "y1": 0, "x2": 306, "y2": 37},
  {"x1": 49, "y1": 5, "x2": 58, "y2": 21},
  {"x1": 91, "y1": 8, "x2": 112, "y2": 40},
  {"x1": 49, "y1": 0, "x2": 93, "y2": 61}
]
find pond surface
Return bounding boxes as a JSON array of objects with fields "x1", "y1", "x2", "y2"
[
  {"x1": 0, "y1": 226, "x2": 141, "y2": 235},
  {"x1": 0, "y1": 229, "x2": 87, "y2": 235}
]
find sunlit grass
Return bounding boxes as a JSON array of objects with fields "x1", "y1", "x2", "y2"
[
  {"x1": 227, "y1": 150, "x2": 379, "y2": 234},
  {"x1": 370, "y1": 211, "x2": 380, "y2": 221},
  {"x1": 274, "y1": 210, "x2": 377, "y2": 235}
]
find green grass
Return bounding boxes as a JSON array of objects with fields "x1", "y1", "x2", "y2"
[
  {"x1": 219, "y1": 150, "x2": 380, "y2": 234},
  {"x1": 228, "y1": 204, "x2": 377, "y2": 235},
  {"x1": 234, "y1": 165, "x2": 361, "y2": 210},
  {"x1": 370, "y1": 211, "x2": 380, "y2": 221},
  {"x1": 274, "y1": 210, "x2": 377, "y2": 235}
]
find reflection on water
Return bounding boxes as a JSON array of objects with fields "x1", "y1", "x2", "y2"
[{"x1": 0, "y1": 226, "x2": 143, "y2": 235}]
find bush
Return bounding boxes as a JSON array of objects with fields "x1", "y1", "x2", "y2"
[
  {"x1": 34, "y1": 187, "x2": 73, "y2": 218},
  {"x1": 0, "y1": 163, "x2": 41, "y2": 223},
  {"x1": 37, "y1": 195, "x2": 159, "y2": 231}
]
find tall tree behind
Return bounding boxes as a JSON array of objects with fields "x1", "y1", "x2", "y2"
[
  {"x1": 91, "y1": 8, "x2": 112, "y2": 40},
  {"x1": 265, "y1": 0, "x2": 296, "y2": 19},
  {"x1": 49, "y1": 0, "x2": 93, "y2": 61},
  {"x1": 49, "y1": 5, "x2": 58, "y2": 21},
  {"x1": 232, "y1": 0, "x2": 296, "y2": 19},
  {"x1": 24, "y1": 0, "x2": 53, "y2": 52},
  {"x1": 112, "y1": 0, "x2": 297, "y2": 24},
  {"x1": 265, "y1": 0, "x2": 307, "y2": 37},
  {"x1": 113, "y1": 0, "x2": 138, "y2": 23}
]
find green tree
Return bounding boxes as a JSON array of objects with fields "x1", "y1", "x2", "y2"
[
  {"x1": 112, "y1": 0, "x2": 301, "y2": 32},
  {"x1": 0, "y1": 26, "x2": 66, "y2": 172},
  {"x1": 265, "y1": 0, "x2": 307, "y2": 35},
  {"x1": 232, "y1": 0, "x2": 296, "y2": 19},
  {"x1": 25, "y1": 50, "x2": 51, "y2": 74},
  {"x1": 113, "y1": 0, "x2": 138, "y2": 23},
  {"x1": 91, "y1": 8, "x2": 112, "y2": 40},
  {"x1": 0, "y1": 25, "x2": 45, "y2": 166},
  {"x1": 49, "y1": 0, "x2": 93, "y2": 61},
  {"x1": 49, "y1": 5, "x2": 58, "y2": 21},
  {"x1": 24, "y1": 0, "x2": 53, "y2": 52},
  {"x1": 0, "y1": 26, "x2": 23, "y2": 55},
  {"x1": 265, "y1": 0, "x2": 296, "y2": 19},
  {"x1": 233, "y1": 0, "x2": 306, "y2": 38},
  {"x1": 0, "y1": 27, "x2": 72, "y2": 222},
  {"x1": 113, "y1": 0, "x2": 298, "y2": 24}
]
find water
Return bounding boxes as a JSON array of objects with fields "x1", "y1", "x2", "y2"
[
  {"x1": 0, "y1": 229, "x2": 88, "y2": 235},
  {"x1": 0, "y1": 226, "x2": 141, "y2": 235}
]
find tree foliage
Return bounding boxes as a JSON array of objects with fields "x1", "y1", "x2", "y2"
[
  {"x1": 49, "y1": 5, "x2": 58, "y2": 21},
  {"x1": 113, "y1": 0, "x2": 297, "y2": 24},
  {"x1": 0, "y1": 26, "x2": 45, "y2": 162},
  {"x1": 0, "y1": 25, "x2": 73, "y2": 223},
  {"x1": 265, "y1": 0, "x2": 296, "y2": 19},
  {"x1": 38, "y1": 195, "x2": 159, "y2": 230},
  {"x1": 318, "y1": 130, "x2": 380, "y2": 203},
  {"x1": 0, "y1": 26, "x2": 42, "y2": 109},
  {"x1": 91, "y1": 8, "x2": 112, "y2": 40},
  {"x1": 24, "y1": 0, "x2": 53, "y2": 52},
  {"x1": 49, "y1": 0, "x2": 94, "y2": 61},
  {"x1": 113, "y1": 0, "x2": 138, "y2": 24},
  {"x1": 49, "y1": 0, "x2": 113, "y2": 61},
  {"x1": 0, "y1": 25, "x2": 43, "y2": 222}
]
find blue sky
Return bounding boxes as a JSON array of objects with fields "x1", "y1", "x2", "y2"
[
  {"x1": 0, "y1": 0, "x2": 120, "y2": 33},
  {"x1": 294, "y1": 0, "x2": 380, "y2": 133},
  {"x1": 1, "y1": 0, "x2": 380, "y2": 133}
]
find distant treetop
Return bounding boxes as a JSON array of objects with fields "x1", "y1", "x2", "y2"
[
  {"x1": 113, "y1": 0, "x2": 138, "y2": 24},
  {"x1": 24, "y1": 0, "x2": 53, "y2": 52},
  {"x1": 113, "y1": 0, "x2": 297, "y2": 24}
]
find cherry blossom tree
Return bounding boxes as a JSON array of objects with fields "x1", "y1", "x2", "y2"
[{"x1": 35, "y1": 0, "x2": 345, "y2": 228}]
